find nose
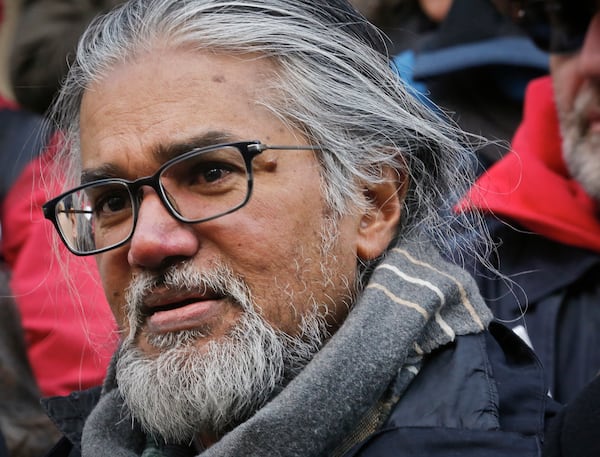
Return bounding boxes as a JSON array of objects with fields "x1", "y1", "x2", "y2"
[
  {"x1": 127, "y1": 187, "x2": 200, "y2": 270},
  {"x1": 579, "y1": 13, "x2": 600, "y2": 77}
]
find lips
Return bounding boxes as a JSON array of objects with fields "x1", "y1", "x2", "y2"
[
  {"x1": 587, "y1": 109, "x2": 600, "y2": 134},
  {"x1": 140, "y1": 290, "x2": 225, "y2": 334},
  {"x1": 141, "y1": 295, "x2": 211, "y2": 316}
]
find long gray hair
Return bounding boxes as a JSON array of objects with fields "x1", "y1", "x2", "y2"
[{"x1": 49, "y1": 0, "x2": 488, "y2": 264}]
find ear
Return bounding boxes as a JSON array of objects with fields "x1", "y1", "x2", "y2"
[{"x1": 356, "y1": 167, "x2": 406, "y2": 261}]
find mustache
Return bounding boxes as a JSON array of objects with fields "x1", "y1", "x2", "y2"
[{"x1": 123, "y1": 261, "x2": 252, "y2": 341}]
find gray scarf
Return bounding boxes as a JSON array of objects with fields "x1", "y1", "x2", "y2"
[{"x1": 82, "y1": 235, "x2": 492, "y2": 457}]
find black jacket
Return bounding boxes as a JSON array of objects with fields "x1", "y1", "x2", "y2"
[
  {"x1": 43, "y1": 323, "x2": 558, "y2": 457},
  {"x1": 469, "y1": 218, "x2": 600, "y2": 404},
  {"x1": 543, "y1": 375, "x2": 600, "y2": 457},
  {"x1": 0, "y1": 432, "x2": 8, "y2": 457}
]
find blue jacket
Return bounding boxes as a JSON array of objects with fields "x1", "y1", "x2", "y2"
[{"x1": 42, "y1": 322, "x2": 557, "y2": 456}]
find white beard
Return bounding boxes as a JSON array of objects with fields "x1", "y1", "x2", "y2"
[
  {"x1": 115, "y1": 262, "x2": 336, "y2": 444},
  {"x1": 560, "y1": 83, "x2": 600, "y2": 202}
]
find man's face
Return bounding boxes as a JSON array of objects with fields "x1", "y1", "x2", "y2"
[
  {"x1": 551, "y1": 11, "x2": 600, "y2": 200},
  {"x1": 79, "y1": 48, "x2": 394, "y2": 441},
  {"x1": 79, "y1": 48, "x2": 366, "y2": 354}
]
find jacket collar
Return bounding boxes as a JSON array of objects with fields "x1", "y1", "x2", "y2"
[{"x1": 42, "y1": 387, "x2": 102, "y2": 451}]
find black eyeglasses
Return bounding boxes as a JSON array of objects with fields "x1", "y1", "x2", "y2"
[
  {"x1": 494, "y1": 0, "x2": 597, "y2": 53},
  {"x1": 43, "y1": 141, "x2": 319, "y2": 256}
]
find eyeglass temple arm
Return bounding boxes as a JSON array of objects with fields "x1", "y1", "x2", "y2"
[{"x1": 248, "y1": 143, "x2": 321, "y2": 153}]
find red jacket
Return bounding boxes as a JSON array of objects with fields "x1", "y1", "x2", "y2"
[
  {"x1": 1, "y1": 111, "x2": 116, "y2": 396},
  {"x1": 459, "y1": 76, "x2": 600, "y2": 253}
]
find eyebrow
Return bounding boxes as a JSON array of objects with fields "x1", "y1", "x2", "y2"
[
  {"x1": 80, "y1": 130, "x2": 242, "y2": 184},
  {"x1": 151, "y1": 130, "x2": 239, "y2": 163}
]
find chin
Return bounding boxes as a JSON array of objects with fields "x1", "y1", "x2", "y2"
[{"x1": 138, "y1": 327, "x2": 212, "y2": 355}]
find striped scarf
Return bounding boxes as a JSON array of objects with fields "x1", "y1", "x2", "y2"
[{"x1": 82, "y1": 233, "x2": 492, "y2": 457}]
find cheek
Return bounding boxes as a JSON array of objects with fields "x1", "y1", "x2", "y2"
[
  {"x1": 231, "y1": 187, "x2": 325, "y2": 260},
  {"x1": 550, "y1": 55, "x2": 582, "y2": 115},
  {"x1": 218, "y1": 216, "x2": 316, "y2": 280},
  {"x1": 237, "y1": 215, "x2": 358, "y2": 332},
  {"x1": 96, "y1": 252, "x2": 129, "y2": 327}
]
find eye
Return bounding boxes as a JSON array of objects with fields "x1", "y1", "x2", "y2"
[
  {"x1": 100, "y1": 195, "x2": 128, "y2": 213},
  {"x1": 192, "y1": 162, "x2": 234, "y2": 184},
  {"x1": 161, "y1": 146, "x2": 247, "y2": 196},
  {"x1": 90, "y1": 187, "x2": 132, "y2": 217}
]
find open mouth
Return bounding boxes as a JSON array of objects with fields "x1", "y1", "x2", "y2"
[
  {"x1": 140, "y1": 297, "x2": 208, "y2": 317},
  {"x1": 587, "y1": 113, "x2": 600, "y2": 135}
]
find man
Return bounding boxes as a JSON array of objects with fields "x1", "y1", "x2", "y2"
[
  {"x1": 40, "y1": 1, "x2": 554, "y2": 456},
  {"x1": 461, "y1": 0, "x2": 600, "y2": 404}
]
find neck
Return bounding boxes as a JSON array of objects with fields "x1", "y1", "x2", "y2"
[{"x1": 195, "y1": 432, "x2": 218, "y2": 451}]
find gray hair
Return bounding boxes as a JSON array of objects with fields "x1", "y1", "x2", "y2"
[{"x1": 49, "y1": 0, "x2": 488, "y2": 264}]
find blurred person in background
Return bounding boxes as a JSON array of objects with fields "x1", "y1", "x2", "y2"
[
  {"x1": 0, "y1": 0, "x2": 45, "y2": 200},
  {"x1": 1, "y1": 0, "x2": 118, "y2": 397},
  {"x1": 0, "y1": 268, "x2": 60, "y2": 457},
  {"x1": 352, "y1": 0, "x2": 549, "y2": 170},
  {"x1": 0, "y1": 2, "x2": 64, "y2": 454},
  {"x1": 460, "y1": 0, "x2": 600, "y2": 405},
  {"x1": 9, "y1": 0, "x2": 124, "y2": 115},
  {"x1": 349, "y1": 0, "x2": 437, "y2": 53}
]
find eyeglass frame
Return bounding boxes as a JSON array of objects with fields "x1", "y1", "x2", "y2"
[{"x1": 42, "y1": 140, "x2": 320, "y2": 256}]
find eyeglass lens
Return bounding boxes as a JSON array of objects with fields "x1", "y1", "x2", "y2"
[{"x1": 52, "y1": 145, "x2": 251, "y2": 254}]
